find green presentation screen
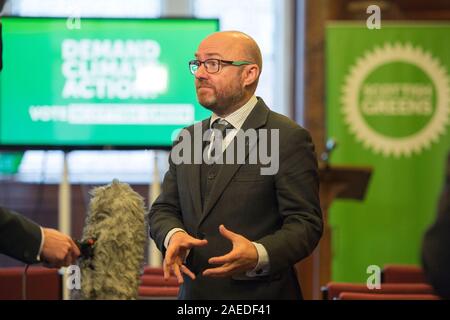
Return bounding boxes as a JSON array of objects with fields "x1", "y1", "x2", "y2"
[{"x1": 0, "y1": 17, "x2": 218, "y2": 149}]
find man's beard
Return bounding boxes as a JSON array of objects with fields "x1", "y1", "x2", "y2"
[{"x1": 196, "y1": 84, "x2": 245, "y2": 116}]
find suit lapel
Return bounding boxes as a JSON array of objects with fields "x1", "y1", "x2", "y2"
[
  {"x1": 198, "y1": 98, "x2": 270, "y2": 226},
  {"x1": 188, "y1": 119, "x2": 210, "y2": 217}
]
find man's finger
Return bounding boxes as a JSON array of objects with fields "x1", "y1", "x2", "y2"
[
  {"x1": 180, "y1": 265, "x2": 196, "y2": 280},
  {"x1": 203, "y1": 263, "x2": 234, "y2": 277},
  {"x1": 62, "y1": 253, "x2": 72, "y2": 267},
  {"x1": 219, "y1": 225, "x2": 239, "y2": 242},
  {"x1": 69, "y1": 239, "x2": 80, "y2": 262},
  {"x1": 70, "y1": 249, "x2": 78, "y2": 264},
  {"x1": 163, "y1": 259, "x2": 171, "y2": 280},
  {"x1": 69, "y1": 238, "x2": 81, "y2": 257},
  {"x1": 164, "y1": 245, "x2": 176, "y2": 265},
  {"x1": 185, "y1": 238, "x2": 208, "y2": 248},
  {"x1": 208, "y1": 252, "x2": 236, "y2": 265},
  {"x1": 172, "y1": 264, "x2": 184, "y2": 284}
]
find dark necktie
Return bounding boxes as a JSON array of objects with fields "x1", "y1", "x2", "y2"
[{"x1": 207, "y1": 119, "x2": 234, "y2": 161}]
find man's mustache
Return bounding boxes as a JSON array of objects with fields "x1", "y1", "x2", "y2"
[{"x1": 196, "y1": 82, "x2": 215, "y2": 90}]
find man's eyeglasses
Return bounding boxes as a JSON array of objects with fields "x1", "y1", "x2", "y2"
[{"x1": 189, "y1": 59, "x2": 253, "y2": 75}]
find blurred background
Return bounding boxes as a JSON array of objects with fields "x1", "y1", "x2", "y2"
[{"x1": 0, "y1": 0, "x2": 448, "y2": 300}]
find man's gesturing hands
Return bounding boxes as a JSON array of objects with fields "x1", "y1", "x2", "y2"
[
  {"x1": 202, "y1": 225, "x2": 258, "y2": 277},
  {"x1": 164, "y1": 225, "x2": 259, "y2": 283},
  {"x1": 163, "y1": 231, "x2": 208, "y2": 284}
]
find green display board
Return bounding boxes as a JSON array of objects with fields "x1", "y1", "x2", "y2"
[
  {"x1": 0, "y1": 17, "x2": 218, "y2": 148},
  {"x1": 326, "y1": 23, "x2": 450, "y2": 282},
  {"x1": 0, "y1": 152, "x2": 23, "y2": 174}
]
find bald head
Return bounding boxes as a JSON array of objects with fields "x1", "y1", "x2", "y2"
[{"x1": 199, "y1": 31, "x2": 263, "y2": 74}]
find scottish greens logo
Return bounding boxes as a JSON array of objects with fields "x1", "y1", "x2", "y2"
[{"x1": 342, "y1": 43, "x2": 449, "y2": 157}]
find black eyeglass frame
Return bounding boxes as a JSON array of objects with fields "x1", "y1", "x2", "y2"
[{"x1": 189, "y1": 58, "x2": 254, "y2": 74}]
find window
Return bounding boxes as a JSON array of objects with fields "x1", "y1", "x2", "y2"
[
  {"x1": 194, "y1": 0, "x2": 275, "y2": 109},
  {"x1": 17, "y1": 150, "x2": 167, "y2": 184},
  {"x1": 193, "y1": 0, "x2": 294, "y2": 116},
  {"x1": 11, "y1": 0, "x2": 160, "y2": 18}
]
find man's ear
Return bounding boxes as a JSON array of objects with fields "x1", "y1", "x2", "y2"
[{"x1": 242, "y1": 65, "x2": 260, "y2": 87}]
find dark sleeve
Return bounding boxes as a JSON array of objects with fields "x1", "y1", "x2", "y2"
[
  {"x1": 422, "y1": 168, "x2": 450, "y2": 299},
  {"x1": 0, "y1": 207, "x2": 42, "y2": 264},
  {"x1": 258, "y1": 127, "x2": 323, "y2": 274},
  {"x1": 148, "y1": 145, "x2": 186, "y2": 255}
]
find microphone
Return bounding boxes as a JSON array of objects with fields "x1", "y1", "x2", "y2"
[
  {"x1": 75, "y1": 238, "x2": 96, "y2": 260},
  {"x1": 71, "y1": 179, "x2": 147, "y2": 300},
  {"x1": 321, "y1": 138, "x2": 338, "y2": 168}
]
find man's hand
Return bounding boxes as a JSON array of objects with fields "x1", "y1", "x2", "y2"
[
  {"x1": 41, "y1": 228, "x2": 80, "y2": 268},
  {"x1": 164, "y1": 231, "x2": 208, "y2": 284},
  {"x1": 203, "y1": 225, "x2": 258, "y2": 277}
]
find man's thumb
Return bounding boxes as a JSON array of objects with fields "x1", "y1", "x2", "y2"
[
  {"x1": 219, "y1": 224, "x2": 238, "y2": 241},
  {"x1": 189, "y1": 236, "x2": 208, "y2": 247}
]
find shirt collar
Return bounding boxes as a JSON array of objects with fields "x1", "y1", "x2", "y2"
[{"x1": 210, "y1": 95, "x2": 258, "y2": 130}]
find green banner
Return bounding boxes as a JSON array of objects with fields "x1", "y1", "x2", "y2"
[{"x1": 326, "y1": 23, "x2": 450, "y2": 282}]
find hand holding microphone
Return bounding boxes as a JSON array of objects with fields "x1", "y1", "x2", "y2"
[{"x1": 41, "y1": 228, "x2": 80, "y2": 268}]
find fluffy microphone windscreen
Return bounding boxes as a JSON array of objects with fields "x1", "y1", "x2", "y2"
[{"x1": 72, "y1": 179, "x2": 147, "y2": 300}]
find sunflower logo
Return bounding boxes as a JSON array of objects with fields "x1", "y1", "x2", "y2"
[{"x1": 341, "y1": 43, "x2": 449, "y2": 157}]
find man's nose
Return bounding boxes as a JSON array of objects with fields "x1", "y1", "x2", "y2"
[{"x1": 195, "y1": 63, "x2": 208, "y2": 80}]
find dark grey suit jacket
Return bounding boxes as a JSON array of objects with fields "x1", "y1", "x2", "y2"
[
  {"x1": 422, "y1": 152, "x2": 450, "y2": 299},
  {"x1": 0, "y1": 207, "x2": 42, "y2": 264},
  {"x1": 149, "y1": 98, "x2": 323, "y2": 299}
]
